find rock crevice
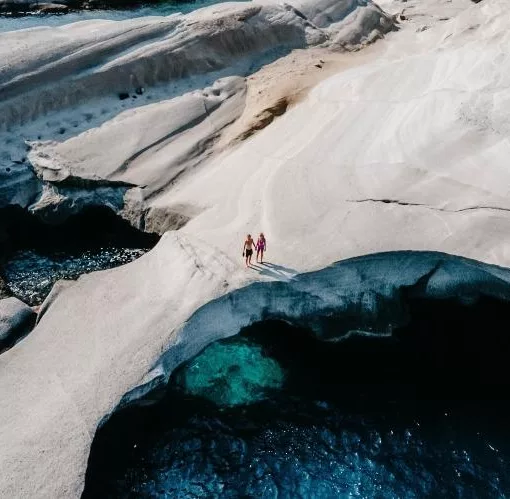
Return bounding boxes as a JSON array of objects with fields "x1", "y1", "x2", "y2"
[{"x1": 346, "y1": 198, "x2": 510, "y2": 215}]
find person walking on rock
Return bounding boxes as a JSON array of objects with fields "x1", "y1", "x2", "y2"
[
  {"x1": 243, "y1": 234, "x2": 255, "y2": 267},
  {"x1": 256, "y1": 233, "x2": 266, "y2": 263}
]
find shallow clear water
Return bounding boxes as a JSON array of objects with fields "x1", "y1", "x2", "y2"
[
  {"x1": 0, "y1": 0, "x2": 237, "y2": 32},
  {"x1": 84, "y1": 318, "x2": 510, "y2": 498},
  {"x1": 178, "y1": 337, "x2": 285, "y2": 406},
  {"x1": 2, "y1": 247, "x2": 147, "y2": 305}
]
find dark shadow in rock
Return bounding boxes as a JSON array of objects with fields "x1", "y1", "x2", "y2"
[
  {"x1": 0, "y1": 297, "x2": 37, "y2": 353},
  {"x1": 0, "y1": 205, "x2": 159, "y2": 305}
]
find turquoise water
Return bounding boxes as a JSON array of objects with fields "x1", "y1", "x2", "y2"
[
  {"x1": 0, "y1": 0, "x2": 232, "y2": 32},
  {"x1": 175, "y1": 337, "x2": 285, "y2": 406}
]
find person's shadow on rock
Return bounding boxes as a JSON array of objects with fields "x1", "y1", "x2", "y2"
[{"x1": 251, "y1": 261, "x2": 298, "y2": 280}]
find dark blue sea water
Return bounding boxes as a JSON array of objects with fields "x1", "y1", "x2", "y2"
[
  {"x1": 0, "y1": 0, "x2": 233, "y2": 32},
  {"x1": 83, "y1": 315, "x2": 510, "y2": 498},
  {"x1": 2, "y1": 248, "x2": 148, "y2": 305}
]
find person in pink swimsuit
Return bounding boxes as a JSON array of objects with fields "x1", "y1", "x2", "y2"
[{"x1": 256, "y1": 233, "x2": 266, "y2": 263}]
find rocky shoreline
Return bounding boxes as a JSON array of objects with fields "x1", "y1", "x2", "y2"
[
  {"x1": 0, "y1": 0, "x2": 183, "y2": 16},
  {"x1": 2, "y1": 0, "x2": 509, "y2": 496}
]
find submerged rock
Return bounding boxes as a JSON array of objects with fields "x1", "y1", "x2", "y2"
[
  {"x1": 174, "y1": 336, "x2": 285, "y2": 406},
  {"x1": 0, "y1": 276, "x2": 11, "y2": 300},
  {"x1": 35, "y1": 2, "x2": 69, "y2": 13},
  {"x1": 2, "y1": 247, "x2": 149, "y2": 305},
  {"x1": 0, "y1": 297, "x2": 36, "y2": 351}
]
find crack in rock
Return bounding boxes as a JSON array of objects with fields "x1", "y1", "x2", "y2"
[{"x1": 346, "y1": 198, "x2": 510, "y2": 215}]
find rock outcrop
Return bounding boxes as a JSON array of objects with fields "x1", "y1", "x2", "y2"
[
  {"x1": 132, "y1": 251, "x2": 510, "y2": 403},
  {"x1": 0, "y1": 297, "x2": 36, "y2": 351},
  {"x1": 0, "y1": 231, "x2": 240, "y2": 498},
  {"x1": 0, "y1": 0, "x2": 393, "y2": 228},
  {"x1": 2, "y1": 244, "x2": 510, "y2": 497}
]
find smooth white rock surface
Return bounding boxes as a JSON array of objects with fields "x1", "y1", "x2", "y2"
[{"x1": 167, "y1": 0, "x2": 510, "y2": 270}]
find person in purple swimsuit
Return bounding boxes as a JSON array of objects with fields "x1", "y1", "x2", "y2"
[{"x1": 256, "y1": 233, "x2": 266, "y2": 263}]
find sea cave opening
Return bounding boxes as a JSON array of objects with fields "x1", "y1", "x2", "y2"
[
  {"x1": 83, "y1": 294, "x2": 510, "y2": 498},
  {"x1": 0, "y1": 206, "x2": 159, "y2": 305}
]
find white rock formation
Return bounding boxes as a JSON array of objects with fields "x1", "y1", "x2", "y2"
[
  {"x1": 28, "y1": 77, "x2": 247, "y2": 229},
  {"x1": 169, "y1": 0, "x2": 510, "y2": 270},
  {"x1": 0, "y1": 232, "x2": 243, "y2": 498},
  {"x1": 2, "y1": 0, "x2": 510, "y2": 497},
  {"x1": 0, "y1": 0, "x2": 392, "y2": 224}
]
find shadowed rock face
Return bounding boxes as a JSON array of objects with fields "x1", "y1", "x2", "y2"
[
  {"x1": 83, "y1": 281, "x2": 510, "y2": 497},
  {"x1": 82, "y1": 251, "x2": 510, "y2": 497},
  {"x1": 0, "y1": 297, "x2": 36, "y2": 351},
  {"x1": 0, "y1": 205, "x2": 158, "y2": 257}
]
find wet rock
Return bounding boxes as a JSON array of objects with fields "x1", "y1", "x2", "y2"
[
  {"x1": 0, "y1": 163, "x2": 41, "y2": 211},
  {"x1": 0, "y1": 276, "x2": 11, "y2": 300},
  {"x1": 0, "y1": 297, "x2": 36, "y2": 352},
  {"x1": 35, "y1": 2, "x2": 69, "y2": 13},
  {"x1": 0, "y1": 205, "x2": 159, "y2": 305}
]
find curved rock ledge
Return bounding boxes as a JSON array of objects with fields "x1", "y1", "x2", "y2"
[
  {"x1": 0, "y1": 0, "x2": 392, "y2": 128},
  {"x1": 124, "y1": 250, "x2": 510, "y2": 406},
  {"x1": 5, "y1": 245, "x2": 510, "y2": 497}
]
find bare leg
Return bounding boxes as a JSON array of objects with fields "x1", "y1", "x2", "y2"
[
  {"x1": 245, "y1": 255, "x2": 249, "y2": 267},
  {"x1": 256, "y1": 249, "x2": 261, "y2": 263},
  {"x1": 249, "y1": 252, "x2": 253, "y2": 266},
  {"x1": 260, "y1": 249, "x2": 264, "y2": 263}
]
